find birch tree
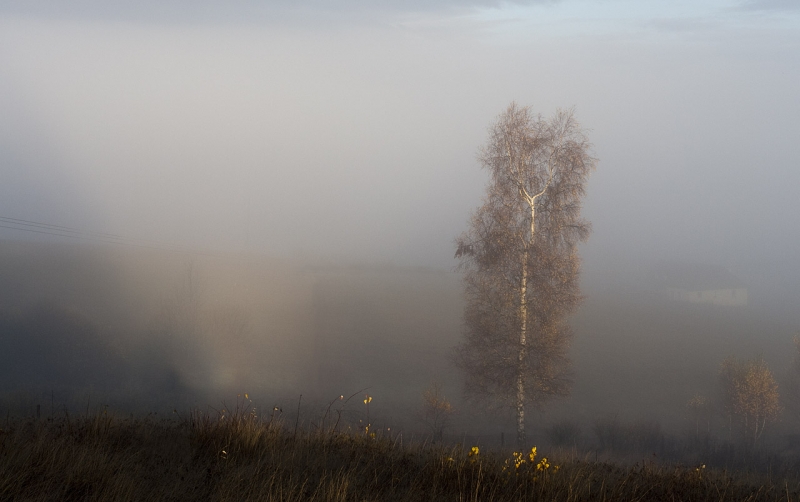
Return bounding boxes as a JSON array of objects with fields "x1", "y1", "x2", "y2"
[
  {"x1": 719, "y1": 355, "x2": 781, "y2": 447},
  {"x1": 455, "y1": 103, "x2": 595, "y2": 448}
]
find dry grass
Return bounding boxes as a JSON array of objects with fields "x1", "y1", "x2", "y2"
[{"x1": 1, "y1": 403, "x2": 799, "y2": 501}]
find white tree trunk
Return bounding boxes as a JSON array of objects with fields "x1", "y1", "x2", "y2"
[
  {"x1": 515, "y1": 203, "x2": 537, "y2": 449},
  {"x1": 517, "y1": 249, "x2": 528, "y2": 448}
]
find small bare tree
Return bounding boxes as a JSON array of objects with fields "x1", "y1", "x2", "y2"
[
  {"x1": 420, "y1": 382, "x2": 454, "y2": 442},
  {"x1": 687, "y1": 393, "x2": 710, "y2": 436},
  {"x1": 787, "y1": 333, "x2": 800, "y2": 418},
  {"x1": 719, "y1": 355, "x2": 781, "y2": 447},
  {"x1": 455, "y1": 103, "x2": 595, "y2": 448}
]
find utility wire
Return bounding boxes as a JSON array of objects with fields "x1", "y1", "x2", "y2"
[
  {"x1": 0, "y1": 216, "x2": 172, "y2": 246},
  {"x1": 0, "y1": 216, "x2": 130, "y2": 241},
  {"x1": 0, "y1": 223, "x2": 161, "y2": 250},
  {"x1": 0, "y1": 215, "x2": 221, "y2": 257}
]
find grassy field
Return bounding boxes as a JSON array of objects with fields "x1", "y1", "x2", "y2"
[{"x1": 2, "y1": 403, "x2": 799, "y2": 502}]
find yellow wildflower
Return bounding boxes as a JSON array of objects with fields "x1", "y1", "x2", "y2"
[{"x1": 468, "y1": 446, "x2": 480, "y2": 457}]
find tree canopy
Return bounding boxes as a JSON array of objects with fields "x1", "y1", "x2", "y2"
[{"x1": 455, "y1": 103, "x2": 596, "y2": 447}]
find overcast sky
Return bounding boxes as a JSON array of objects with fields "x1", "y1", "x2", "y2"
[{"x1": 1, "y1": 0, "x2": 798, "y2": 270}]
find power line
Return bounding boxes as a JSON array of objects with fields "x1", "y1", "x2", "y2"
[
  {"x1": 0, "y1": 222, "x2": 162, "y2": 250},
  {"x1": 0, "y1": 218, "x2": 133, "y2": 247},
  {"x1": 0, "y1": 215, "x2": 220, "y2": 257},
  {"x1": 0, "y1": 216, "x2": 130, "y2": 241}
]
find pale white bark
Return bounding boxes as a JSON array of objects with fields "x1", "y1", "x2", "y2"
[
  {"x1": 511, "y1": 134, "x2": 557, "y2": 449},
  {"x1": 517, "y1": 249, "x2": 527, "y2": 447}
]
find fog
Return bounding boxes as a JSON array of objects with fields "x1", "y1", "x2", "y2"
[{"x1": 1, "y1": 0, "x2": 799, "y2": 461}]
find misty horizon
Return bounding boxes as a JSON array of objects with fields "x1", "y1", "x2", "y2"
[{"x1": 2, "y1": 1, "x2": 798, "y2": 273}]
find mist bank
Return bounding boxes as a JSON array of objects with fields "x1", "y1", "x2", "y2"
[
  {"x1": 0, "y1": 239, "x2": 464, "y2": 425},
  {"x1": 1, "y1": 239, "x2": 799, "y2": 449}
]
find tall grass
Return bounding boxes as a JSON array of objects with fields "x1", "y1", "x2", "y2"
[{"x1": 1, "y1": 402, "x2": 799, "y2": 501}]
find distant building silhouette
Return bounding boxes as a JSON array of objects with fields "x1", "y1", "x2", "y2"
[{"x1": 653, "y1": 262, "x2": 748, "y2": 307}]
